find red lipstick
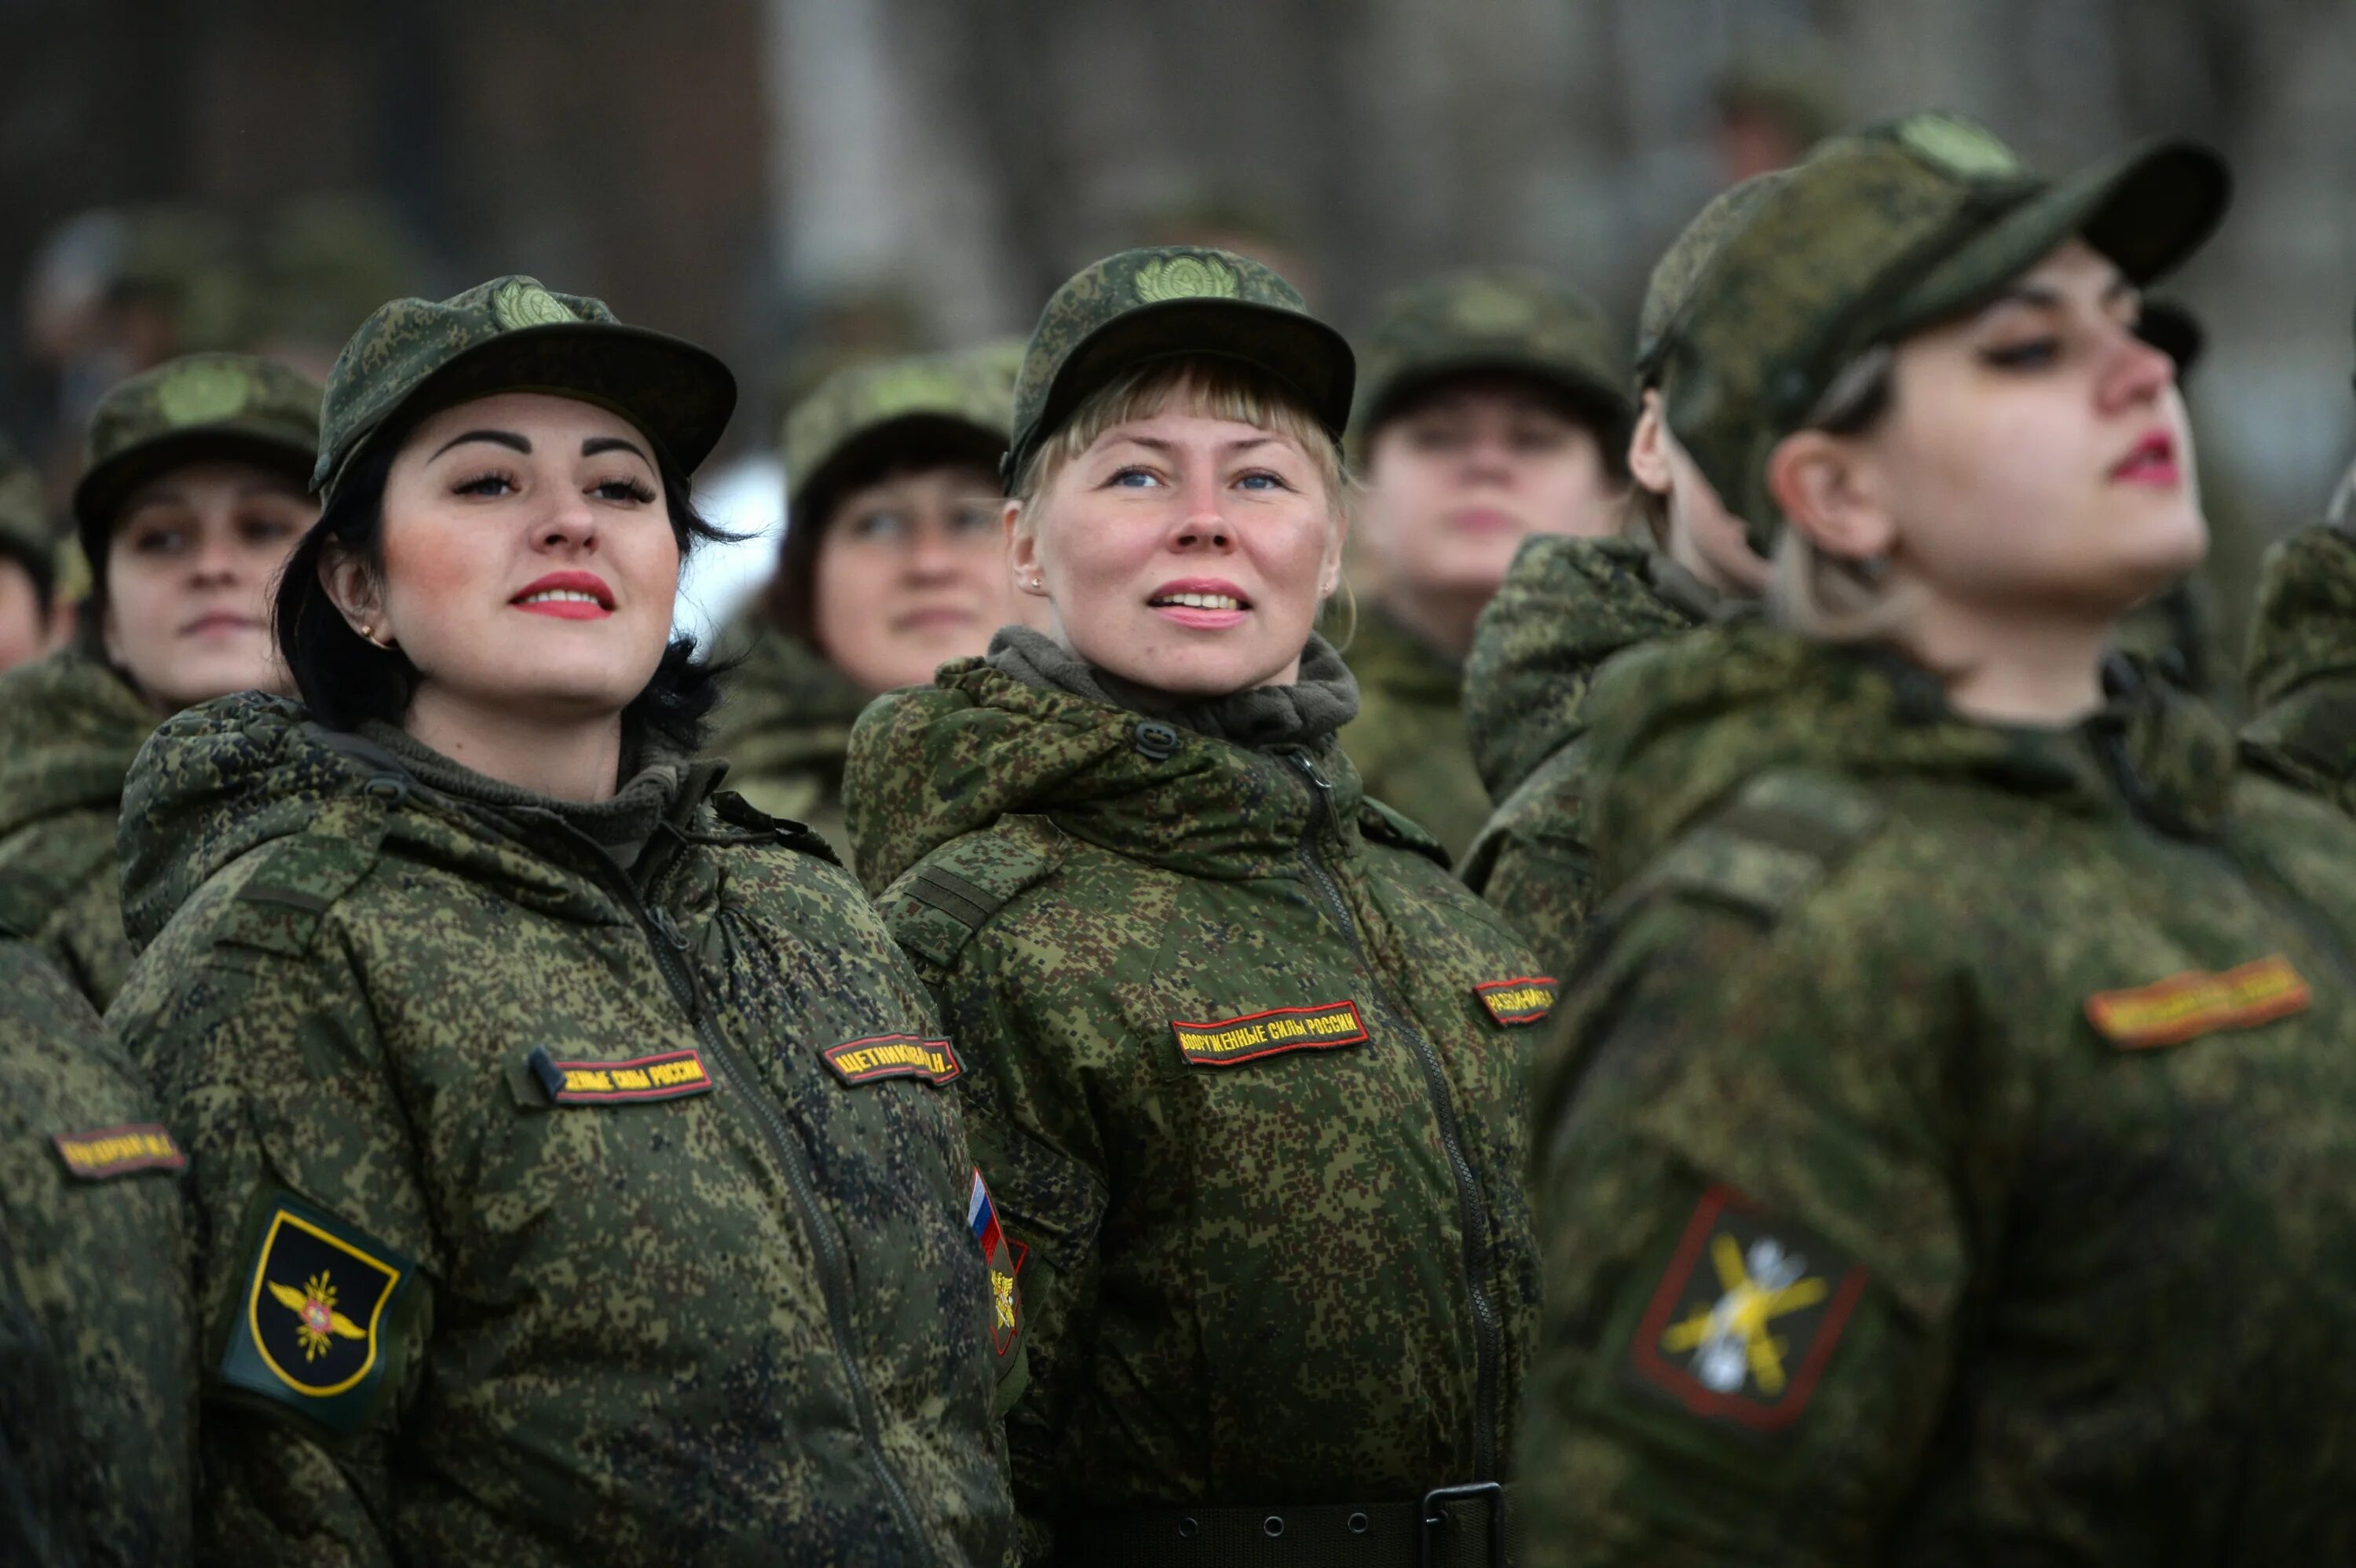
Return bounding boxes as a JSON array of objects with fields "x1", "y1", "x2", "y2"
[
  {"x1": 510, "y1": 570, "x2": 616, "y2": 620},
  {"x1": 2109, "y1": 429, "x2": 2180, "y2": 488}
]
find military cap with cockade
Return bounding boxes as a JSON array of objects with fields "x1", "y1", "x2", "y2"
[
  {"x1": 1004, "y1": 247, "x2": 1353, "y2": 488},
  {"x1": 0, "y1": 436, "x2": 51, "y2": 575},
  {"x1": 73, "y1": 353, "x2": 323, "y2": 570},
  {"x1": 785, "y1": 341, "x2": 1020, "y2": 515},
  {"x1": 1352, "y1": 268, "x2": 1629, "y2": 443},
  {"x1": 313, "y1": 275, "x2": 736, "y2": 505},
  {"x1": 1658, "y1": 111, "x2": 2229, "y2": 554}
]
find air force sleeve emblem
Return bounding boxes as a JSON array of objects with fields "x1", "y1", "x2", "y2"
[{"x1": 220, "y1": 1191, "x2": 419, "y2": 1437}]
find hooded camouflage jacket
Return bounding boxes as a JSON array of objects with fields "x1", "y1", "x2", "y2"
[
  {"x1": 2242, "y1": 520, "x2": 2356, "y2": 812},
  {"x1": 107, "y1": 694, "x2": 1016, "y2": 1568},
  {"x1": 847, "y1": 644, "x2": 1547, "y2": 1555},
  {"x1": 1456, "y1": 537, "x2": 1717, "y2": 977},
  {"x1": 0, "y1": 651, "x2": 156, "y2": 1008},
  {"x1": 1334, "y1": 605, "x2": 1491, "y2": 859},
  {"x1": 1, "y1": 926, "x2": 193, "y2": 1566},
  {"x1": 708, "y1": 625, "x2": 872, "y2": 868},
  {"x1": 1520, "y1": 621, "x2": 2356, "y2": 1566}
]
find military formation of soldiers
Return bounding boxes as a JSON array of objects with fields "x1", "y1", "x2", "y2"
[{"x1": 6, "y1": 97, "x2": 2356, "y2": 1568}]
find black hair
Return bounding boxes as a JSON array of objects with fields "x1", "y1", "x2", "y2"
[
  {"x1": 0, "y1": 535, "x2": 54, "y2": 614},
  {"x1": 275, "y1": 417, "x2": 734, "y2": 751}
]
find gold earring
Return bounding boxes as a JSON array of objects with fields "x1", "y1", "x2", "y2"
[{"x1": 358, "y1": 623, "x2": 372, "y2": 639}]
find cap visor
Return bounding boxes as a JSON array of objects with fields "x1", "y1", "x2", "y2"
[
  {"x1": 1039, "y1": 300, "x2": 1355, "y2": 455},
  {"x1": 1888, "y1": 139, "x2": 2230, "y2": 336},
  {"x1": 1355, "y1": 354, "x2": 1631, "y2": 435},
  {"x1": 73, "y1": 429, "x2": 316, "y2": 535}
]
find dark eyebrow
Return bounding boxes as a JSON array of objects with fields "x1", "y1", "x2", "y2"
[
  {"x1": 430, "y1": 429, "x2": 531, "y2": 461},
  {"x1": 583, "y1": 435, "x2": 653, "y2": 466}
]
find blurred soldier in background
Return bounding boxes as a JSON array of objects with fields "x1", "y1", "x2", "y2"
[
  {"x1": 0, "y1": 439, "x2": 60, "y2": 674},
  {"x1": 1340, "y1": 267, "x2": 1630, "y2": 857},
  {"x1": 245, "y1": 192, "x2": 436, "y2": 381},
  {"x1": 1709, "y1": 46, "x2": 1842, "y2": 183}
]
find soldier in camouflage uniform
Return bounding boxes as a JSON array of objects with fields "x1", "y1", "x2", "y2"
[
  {"x1": 848, "y1": 247, "x2": 1546, "y2": 1566},
  {"x1": 0, "y1": 353, "x2": 320, "y2": 1009},
  {"x1": 1458, "y1": 176, "x2": 1784, "y2": 975},
  {"x1": 0, "y1": 915, "x2": 194, "y2": 1566},
  {"x1": 0, "y1": 438, "x2": 57, "y2": 673},
  {"x1": 1520, "y1": 116, "x2": 2356, "y2": 1563},
  {"x1": 1339, "y1": 269, "x2": 1630, "y2": 858},
  {"x1": 108, "y1": 276, "x2": 1017, "y2": 1566},
  {"x1": 712, "y1": 343, "x2": 1027, "y2": 867}
]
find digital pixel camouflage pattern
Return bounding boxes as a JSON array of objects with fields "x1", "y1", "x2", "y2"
[
  {"x1": 73, "y1": 353, "x2": 321, "y2": 552},
  {"x1": 0, "y1": 923, "x2": 194, "y2": 1566},
  {"x1": 1520, "y1": 619, "x2": 2356, "y2": 1564},
  {"x1": 708, "y1": 625, "x2": 873, "y2": 867},
  {"x1": 785, "y1": 342, "x2": 1019, "y2": 509},
  {"x1": 313, "y1": 274, "x2": 736, "y2": 502},
  {"x1": 1455, "y1": 536, "x2": 1719, "y2": 977},
  {"x1": 1633, "y1": 170, "x2": 1792, "y2": 377},
  {"x1": 847, "y1": 647, "x2": 1545, "y2": 1558},
  {"x1": 1351, "y1": 267, "x2": 1628, "y2": 439},
  {"x1": 0, "y1": 651, "x2": 158, "y2": 1009},
  {"x1": 2241, "y1": 521, "x2": 2356, "y2": 811},
  {"x1": 108, "y1": 694, "x2": 1016, "y2": 1567},
  {"x1": 0, "y1": 436, "x2": 50, "y2": 574},
  {"x1": 1004, "y1": 246, "x2": 1353, "y2": 484},
  {"x1": 1333, "y1": 605, "x2": 1491, "y2": 859}
]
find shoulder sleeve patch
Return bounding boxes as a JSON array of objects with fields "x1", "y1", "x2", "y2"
[
  {"x1": 881, "y1": 821, "x2": 1065, "y2": 971},
  {"x1": 214, "y1": 810, "x2": 386, "y2": 959},
  {"x1": 1625, "y1": 770, "x2": 1886, "y2": 926}
]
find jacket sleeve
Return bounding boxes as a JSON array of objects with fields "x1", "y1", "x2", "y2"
[
  {"x1": 116, "y1": 923, "x2": 436, "y2": 1568},
  {"x1": 1517, "y1": 891, "x2": 1998, "y2": 1568},
  {"x1": 2242, "y1": 522, "x2": 2356, "y2": 814}
]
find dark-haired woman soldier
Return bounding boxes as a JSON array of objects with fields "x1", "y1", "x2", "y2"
[{"x1": 108, "y1": 277, "x2": 1017, "y2": 1567}]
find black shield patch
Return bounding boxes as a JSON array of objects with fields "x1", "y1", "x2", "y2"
[{"x1": 220, "y1": 1193, "x2": 416, "y2": 1435}]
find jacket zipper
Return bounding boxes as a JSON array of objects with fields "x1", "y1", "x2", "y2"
[
  {"x1": 1286, "y1": 749, "x2": 1503, "y2": 1481},
  {"x1": 554, "y1": 821, "x2": 933, "y2": 1562}
]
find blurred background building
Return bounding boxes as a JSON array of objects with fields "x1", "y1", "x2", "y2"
[{"x1": 3, "y1": 0, "x2": 2351, "y2": 651}]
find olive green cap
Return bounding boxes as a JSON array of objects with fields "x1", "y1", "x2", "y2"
[
  {"x1": 1352, "y1": 268, "x2": 1630, "y2": 440},
  {"x1": 1636, "y1": 169, "x2": 1794, "y2": 378},
  {"x1": 0, "y1": 436, "x2": 50, "y2": 572},
  {"x1": 1657, "y1": 111, "x2": 2229, "y2": 553},
  {"x1": 73, "y1": 353, "x2": 324, "y2": 550},
  {"x1": 313, "y1": 275, "x2": 736, "y2": 504},
  {"x1": 1004, "y1": 247, "x2": 1353, "y2": 487},
  {"x1": 785, "y1": 341, "x2": 1019, "y2": 514}
]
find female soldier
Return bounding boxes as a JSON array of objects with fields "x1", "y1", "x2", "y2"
[
  {"x1": 0, "y1": 440, "x2": 58, "y2": 674},
  {"x1": 106, "y1": 277, "x2": 1016, "y2": 1567},
  {"x1": 1520, "y1": 116, "x2": 2356, "y2": 1563},
  {"x1": 0, "y1": 353, "x2": 318, "y2": 1007},
  {"x1": 1340, "y1": 269, "x2": 1630, "y2": 857},
  {"x1": 712, "y1": 343, "x2": 1030, "y2": 866},
  {"x1": 1458, "y1": 177, "x2": 1783, "y2": 975},
  {"x1": 848, "y1": 247, "x2": 1546, "y2": 1565}
]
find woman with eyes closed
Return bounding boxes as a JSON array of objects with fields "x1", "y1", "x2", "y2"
[
  {"x1": 0, "y1": 352, "x2": 319, "y2": 1009},
  {"x1": 107, "y1": 278, "x2": 1019, "y2": 1568},
  {"x1": 712, "y1": 342, "x2": 1037, "y2": 868},
  {"x1": 846, "y1": 247, "x2": 1548, "y2": 1564},
  {"x1": 1519, "y1": 117, "x2": 2356, "y2": 1566}
]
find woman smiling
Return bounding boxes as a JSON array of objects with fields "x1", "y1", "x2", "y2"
[
  {"x1": 108, "y1": 277, "x2": 1017, "y2": 1566},
  {"x1": 849, "y1": 247, "x2": 1546, "y2": 1563}
]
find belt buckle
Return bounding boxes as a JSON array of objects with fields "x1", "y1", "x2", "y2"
[{"x1": 1419, "y1": 1480, "x2": 1505, "y2": 1568}]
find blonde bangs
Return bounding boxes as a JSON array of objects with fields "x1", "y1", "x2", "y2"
[{"x1": 1012, "y1": 356, "x2": 1344, "y2": 506}]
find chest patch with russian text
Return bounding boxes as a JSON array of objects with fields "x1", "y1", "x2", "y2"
[
  {"x1": 51, "y1": 1123, "x2": 187, "y2": 1182},
  {"x1": 527, "y1": 1046, "x2": 714, "y2": 1106},
  {"x1": 1170, "y1": 1000, "x2": 1370, "y2": 1066},
  {"x1": 1475, "y1": 976, "x2": 1558, "y2": 1026},
  {"x1": 2083, "y1": 956, "x2": 2311, "y2": 1049},
  {"x1": 823, "y1": 1033, "x2": 963, "y2": 1087}
]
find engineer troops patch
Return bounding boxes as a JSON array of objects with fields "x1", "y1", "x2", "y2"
[
  {"x1": 50, "y1": 1122, "x2": 186, "y2": 1181},
  {"x1": 1474, "y1": 976, "x2": 1558, "y2": 1026},
  {"x1": 221, "y1": 1193, "x2": 417, "y2": 1436},
  {"x1": 968, "y1": 1169, "x2": 1021, "y2": 1359},
  {"x1": 823, "y1": 1033, "x2": 963, "y2": 1087},
  {"x1": 1169, "y1": 1000, "x2": 1369, "y2": 1066},
  {"x1": 527, "y1": 1046, "x2": 713, "y2": 1105},
  {"x1": 2083, "y1": 955, "x2": 2310, "y2": 1049},
  {"x1": 1627, "y1": 1185, "x2": 1866, "y2": 1434}
]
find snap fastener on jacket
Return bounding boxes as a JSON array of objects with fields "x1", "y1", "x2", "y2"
[
  {"x1": 1132, "y1": 720, "x2": 1179, "y2": 762},
  {"x1": 363, "y1": 775, "x2": 411, "y2": 807}
]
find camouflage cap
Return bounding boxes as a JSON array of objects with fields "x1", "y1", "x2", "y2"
[
  {"x1": 1005, "y1": 247, "x2": 1352, "y2": 487},
  {"x1": 72, "y1": 353, "x2": 324, "y2": 546},
  {"x1": 1352, "y1": 268, "x2": 1630, "y2": 440},
  {"x1": 1658, "y1": 111, "x2": 2229, "y2": 552},
  {"x1": 313, "y1": 275, "x2": 736, "y2": 504},
  {"x1": 0, "y1": 436, "x2": 51, "y2": 573},
  {"x1": 785, "y1": 341, "x2": 1020, "y2": 513},
  {"x1": 1636, "y1": 169, "x2": 1794, "y2": 378}
]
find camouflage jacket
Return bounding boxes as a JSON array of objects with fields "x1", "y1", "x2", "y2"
[
  {"x1": 1521, "y1": 621, "x2": 2356, "y2": 1565},
  {"x1": 1334, "y1": 605, "x2": 1491, "y2": 859},
  {"x1": 1457, "y1": 537, "x2": 1717, "y2": 978},
  {"x1": 108, "y1": 695, "x2": 1017, "y2": 1568},
  {"x1": 1, "y1": 924, "x2": 193, "y2": 1566},
  {"x1": 708, "y1": 625, "x2": 871, "y2": 869},
  {"x1": 847, "y1": 651, "x2": 1547, "y2": 1552},
  {"x1": 2243, "y1": 521, "x2": 2356, "y2": 810},
  {"x1": 0, "y1": 652, "x2": 155, "y2": 1009}
]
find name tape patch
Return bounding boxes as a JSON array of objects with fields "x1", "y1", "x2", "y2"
[
  {"x1": 2084, "y1": 955, "x2": 2311, "y2": 1050},
  {"x1": 823, "y1": 1034, "x2": 963, "y2": 1087},
  {"x1": 527, "y1": 1046, "x2": 714, "y2": 1106},
  {"x1": 1171, "y1": 1000, "x2": 1369, "y2": 1067},
  {"x1": 1475, "y1": 976, "x2": 1558, "y2": 1027},
  {"x1": 51, "y1": 1123, "x2": 187, "y2": 1182}
]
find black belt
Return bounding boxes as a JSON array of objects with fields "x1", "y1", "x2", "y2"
[{"x1": 1054, "y1": 1480, "x2": 1514, "y2": 1567}]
